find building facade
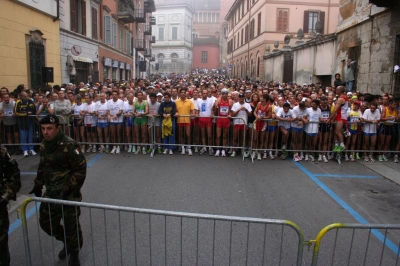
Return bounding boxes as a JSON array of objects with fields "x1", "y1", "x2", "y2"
[
  {"x1": 152, "y1": 0, "x2": 194, "y2": 74},
  {"x1": 192, "y1": 37, "x2": 220, "y2": 69},
  {"x1": 0, "y1": 0, "x2": 61, "y2": 90},
  {"x1": 334, "y1": 0, "x2": 400, "y2": 95},
  {"x1": 225, "y1": 0, "x2": 339, "y2": 81}
]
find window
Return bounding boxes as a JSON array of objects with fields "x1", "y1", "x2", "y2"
[
  {"x1": 257, "y1": 13, "x2": 261, "y2": 36},
  {"x1": 172, "y1": 27, "x2": 177, "y2": 40},
  {"x1": 250, "y1": 19, "x2": 255, "y2": 40},
  {"x1": 112, "y1": 21, "x2": 117, "y2": 48},
  {"x1": 120, "y1": 27, "x2": 124, "y2": 52},
  {"x1": 126, "y1": 32, "x2": 131, "y2": 55},
  {"x1": 70, "y1": 0, "x2": 86, "y2": 35},
  {"x1": 104, "y1": 15, "x2": 111, "y2": 44},
  {"x1": 241, "y1": 28, "x2": 244, "y2": 46},
  {"x1": 201, "y1": 51, "x2": 208, "y2": 63},
  {"x1": 303, "y1": 11, "x2": 325, "y2": 34},
  {"x1": 171, "y1": 53, "x2": 178, "y2": 69},
  {"x1": 91, "y1": 7, "x2": 97, "y2": 39},
  {"x1": 245, "y1": 24, "x2": 248, "y2": 43},
  {"x1": 257, "y1": 57, "x2": 260, "y2": 76},
  {"x1": 277, "y1": 9, "x2": 289, "y2": 32},
  {"x1": 158, "y1": 27, "x2": 164, "y2": 40}
]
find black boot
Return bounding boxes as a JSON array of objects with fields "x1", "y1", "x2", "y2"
[{"x1": 68, "y1": 251, "x2": 80, "y2": 266}]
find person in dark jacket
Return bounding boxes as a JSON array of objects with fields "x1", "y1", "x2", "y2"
[
  {"x1": 158, "y1": 92, "x2": 176, "y2": 154},
  {"x1": 334, "y1": 73, "x2": 345, "y2": 88},
  {"x1": 14, "y1": 91, "x2": 36, "y2": 157}
]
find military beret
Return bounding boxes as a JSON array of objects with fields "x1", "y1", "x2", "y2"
[{"x1": 39, "y1": 114, "x2": 59, "y2": 125}]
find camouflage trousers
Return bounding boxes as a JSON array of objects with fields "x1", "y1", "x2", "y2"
[
  {"x1": 0, "y1": 206, "x2": 10, "y2": 266},
  {"x1": 39, "y1": 202, "x2": 83, "y2": 252}
]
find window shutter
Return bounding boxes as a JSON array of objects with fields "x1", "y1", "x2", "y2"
[
  {"x1": 70, "y1": 0, "x2": 77, "y2": 32},
  {"x1": 82, "y1": 0, "x2": 86, "y2": 36},
  {"x1": 303, "y1": 11, "x2": 309, "y2": 33},
  {"x1": 112, "y1": 22, "x2": 117, "y2": 47},
  {"x1": 92, "y1": 8, "x2": 98, "y2": 39},
  {"x1": 319, "y1": 11, "x2": 325, "y2": 34},
  {"x1": 105, "y1": 15, "x2": 111, "y2": 44}
]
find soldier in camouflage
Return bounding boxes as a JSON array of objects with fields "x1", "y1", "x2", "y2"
[
  {"x1": 0, "y1": 143, "x2": 21, "y2": 266},
  {"x1": 29, "y1": 114, "x2": 86, "y2": 266}
]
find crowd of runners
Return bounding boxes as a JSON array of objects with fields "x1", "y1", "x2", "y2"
[{"x1": 1, "y1": 72, "x2": 400, "y2": 163}]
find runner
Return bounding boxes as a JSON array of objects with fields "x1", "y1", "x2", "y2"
[
  {"x1": 230, "y1": 93, "x2": 252, "y2": 158},
  {"x1": 345, "y1": 101, "x2": 361, "y2": 162},
  {"x1": 123, "y1": 93, "x2": 135, "y2": 153},
  {"x1": 133, "y1": 91, "x2": 148, "y2": 154},
  {"x1": 361, "y1": 102, "x2": 380, "y2": 162},
  {"x1": 198, "y1": 89, "x2": 215, "y2": 156},
  {"x1": 276, "y1": 103, "x2": 295, "y2": 160},
  {"x1": 378, "y1": 99, "x2": 397, "y2": 161},
  {"x1": 291, "y1": 102, "x2": 308, "y2": 162},
  {"x1": 318, "y1": 96, "x2": 331, "y2": 163},
  {"x1": 81, "y1": 93, "x2": 97, "y2": 153},
  {"x1": 95, "y1": 93, "x2": 110, "y2": 153},
  {"x1": 147, "y1": 92, "x2": 161, "y2": 154},
  {"x1": 108, "y1": 90, "x2": 124, "y2": 154},
  {"x1": 214, "y1": 88, "x2": 232, "y2": 157},
  {"x1": 174, "y1": 88, "x2": 195, "y2": 155},
  {"x1": 252, "y1": 94, "x2": 272, "y2": 160},
  {"x1": 328, "y1": 86, "x2": 349, "y2": 152},
  {"x1": 304, "y1": 99, "x2": 321, "y2": 162}
]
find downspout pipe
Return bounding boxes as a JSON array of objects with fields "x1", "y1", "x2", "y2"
[{"x1": 53, "y1": 0, "x2": 60, "y2": 22}]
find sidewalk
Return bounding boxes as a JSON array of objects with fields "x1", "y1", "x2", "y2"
[{"x1": 355, "y1": 157, "x2": 400, "y2": 185}]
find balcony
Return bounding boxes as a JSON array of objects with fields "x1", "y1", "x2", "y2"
[
  {"x1": 150, "y1": 55, "x2": 155, "y2": 61},
  {"x1": 149, "y1": 16, "x2": 156, "y2": 25},
  {"x1": 117, "y1": 1, "x2": 135, "y2": 24},
  {"x1": 144, "y1": 49, "x2": 152, "y2": 58},
  {"x1": 150, "y1": 35, "x2": 156, "y2": 43},
  {"x1": 144, "y1": 24, "x2": 152, "y2": 35},
  {"x1": 135, "y1": 39, "x2": 146, "y2": 51},
  {"x1": 144, "y1": 0, "x2": 156, "y2": 13},
  {"x1": 135, "y1": 9, "x2": 146, "y2": 23}
]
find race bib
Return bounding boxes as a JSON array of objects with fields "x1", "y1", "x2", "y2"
[
  {"x1": 220, "y1": 106, "x2": 229, "y2": 115},
  {"x1": 201, "y1": 103, "x2": 206, "y2": 112},
  {"x1": 137, "y1": 109, "x2": 144, "y2": 114},
  {"x1": 74, "y1": 110, "x2": 80, "y2": 115},
  {"x1": 4, "y1": 109, "x2": 13, "y2": 116}
]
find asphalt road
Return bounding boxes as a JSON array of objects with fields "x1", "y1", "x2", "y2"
[{"x1": 5, "y1": 150, "x2": 400, "y2": 266}]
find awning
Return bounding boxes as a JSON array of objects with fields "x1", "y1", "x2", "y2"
[{"x1": 72, "y1": 55, "x2": 93, "y2": 64}]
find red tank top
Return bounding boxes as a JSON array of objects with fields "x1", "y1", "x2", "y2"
[
  {"x1": 257, "y1": 103, "x2": 270, "y2": 118},
  {"x1": 218, "y1": 99, "x2": 230, "y2": 117},
  {"x1": 336, "y1": 95, "x2": 349, "y2": 120}
]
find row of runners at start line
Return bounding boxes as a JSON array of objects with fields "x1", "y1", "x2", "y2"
[{"x1": 60, "y1": 86, "x2": 400, "y2": 164}]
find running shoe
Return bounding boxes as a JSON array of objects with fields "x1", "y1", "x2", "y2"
[
  {"x1": 257, "y1": 153, "x2": 262, "y2": 161},
  {"x1": 99, "y1": 145, "x2": 105, "y2": 153},
  {"x1": 378, "y1": 155, "x2": 383, "y2": 162},
  {"x1": 104, "y1": 147, "x2": 110, "y2": 153},
  {"x1": 337, "y1": 145, "x2": 345, "y2": 152},
  {"x1": 382, "y1": 155, "x2": 388, "y2": 162},
  {"x1": 30, "y1": 150, "x2": 37, "y2": 156},
  {"x1": 394, "y1": 155, "x2": 399, "y2": 163},
  {"x1": 187, "y1": 148, "x2": 193, "y2": 156},
  {"x1": 251, "y1": 152, "x2": 256, "y2": 160},
  {"x1": 124, "y1": 145, "x2": 128, "y2": 151},
  {"x1": 369, "y1": 155, "x2": 375, "y2": 162},
  {"x1": 269, "y1": 153, "x2": 275, "y2": 160},
  {"x1": 178, "y1": 147, "x2": 182, "y2": 152},
  {"x1": 230, "y1": 151, "x2": 236, "y2": 158},
  {"x1": 305, "y1": 155, "x2": 309, "y2": 161},
  {"x1": 263, "y1": 152, "x2": 267, "y2": 159},
  {"x1": 355, "y1": 152, "x2": 360, "y2": 160},
  {"x1": 163, "y1": 149, "x2": 169, "y2": 155},
  {"x1": 300, "y1": 152, "x2": 304, "y2": 160},
  {"x1": 87, "y1": 146, "x2": 92, "y2": 153},
  {"x1": 281, "y1": 144, "x2": 286, "y2": 151},
  {"x1": 323, "y1": 155, "x2": 328, "y2": 163},
  {"x1": 81, "y1": 145, "x2": 85, "y2": 154},
  {"x1": 92, "y1": 146, "x2": 97, "y2": 153},
  {"x1": 200, "y1": 147, "x2": 207, "y2": 155},
  {"x1": 157, "y1": 147, "x2": 162, "y2": 154},
  {"x1": 350, "y1": 155, "x2": 355, "y2": 162},
  {"x1": 280, "y1": 154, "x2": 286, "y2": 160},
  {"x1": 309, "y1": 155, "x2": 315, "y2": 162},
  {"x1": 333, "y1": 145, "x2": 339, "y2": 152},
  {"x1": 131, "y1": 146, "x2": 136, "y2": 153},
  {"x1": 127, "y1": 145, "x2": 132, "y2": 153},
  {"x1": 228, "y1": 148, "x2": 233, "y2": 154},
  {"x1": 116, "y1": 146, "x2": 121, "y2": 154},
  {"x1": 23, "y1": 151, "x2": 28, "y2": 157},
  {"x1": 194, "y1": 147, "x2": 199, "y2": 153},
  {"x1": 110, "y1": 146, "x2": 116, "y2": 154},
  {"x1": 134, "y1": 146, "x2": 140, "y2": 155},
  {"x1": 215, "y1": 150, "x2": 220, "y2": 157},
  {"x1": 181, "y1": 147, "x2": 186, "y2": 155},
  {"x1": 209, "y1": 147, "x2": 214, "y2": 156},
  {"x1": 169, "y1": 149, "x2": 173, "y2": 155},
  {"x1": 147, "y1": 147, "x2": 153, "y2": 153},
  {"x1": 243, "y1": 151, "x2": 249, "y2": 158},
  {"x1": 221, "y1": 150, "x2": 226, "y2": 157},
  {"x1": 293, "y1": 154, "x2": 300, "y2": 162},
  {"x1": 142, "y1": 147, "x2": 146, "y2": 155},
  {"x1": 318, "y1": 155, "x2": 322, "y2": 162},
  {"x1": 345, "y1": 155, "x2": 349, "y2": 162}
]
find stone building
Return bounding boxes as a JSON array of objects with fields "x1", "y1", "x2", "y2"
[
  {"x1": 334, "y1": 0, "x2": 400, "y2": 95},
  {"x1": 225, "y1": 0, "x2": 339, "y2": 81},
  {"x1": 151, "y1": 0, "x2": 194, "y2": 74}
]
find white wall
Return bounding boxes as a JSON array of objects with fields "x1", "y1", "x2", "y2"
[{"x1": 15, "y1": 0, "x2": 57, "y2": 17}]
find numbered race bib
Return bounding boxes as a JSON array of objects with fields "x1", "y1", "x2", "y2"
[
  {"x1": 258, "y1": 110, "x2": 265, "y2": 118},
  {"x1": 74, "y1": 109, "x2": 80, "y2": 115},
  {"x1": 201, "y1": 103, "x2": 206, "y2": 113},
  {"x1": 220, "y1": 106, "x2": 229, "y2": 115},
  {"x1": 137, "y1": 109, "x2": 144, "y2": 114},
  {"x1": 4, "y1": 109, "x2": 13, "y2": 116}
]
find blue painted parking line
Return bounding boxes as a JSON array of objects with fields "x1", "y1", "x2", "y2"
[
  {"x1": 314, "y1": 174, "x2": 379, "y2": 179},
  {"x1": 293, "y1": 161, "x2": 400, "y2": 256},
  {"x1": 9, "y1": 154, "x2": 104, "y2": 235}
]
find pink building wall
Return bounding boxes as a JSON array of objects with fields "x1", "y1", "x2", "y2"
[{"x1": 193, "y1": 45, "x2": 220, "y2": 69}]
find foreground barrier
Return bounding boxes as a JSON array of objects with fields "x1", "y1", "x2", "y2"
[{"x1": 20, "y1": 197, "x2": 305, "y2": 266}]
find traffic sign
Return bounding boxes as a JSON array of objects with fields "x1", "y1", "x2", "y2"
[{"x1": 228, "y1": 64, "x2": 232, "y2": 69}]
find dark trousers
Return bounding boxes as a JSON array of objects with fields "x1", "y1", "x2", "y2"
[
  {"x1": 0, "y1": 206, "x2": 10, "y2": 266},
  {"x1": 39, "y1": 202, "x2": 83, "y2": 252}
]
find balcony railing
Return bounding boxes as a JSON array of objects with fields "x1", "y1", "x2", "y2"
[
  {"x1": 144, "y1": 49, "x2": 152, "y2": 57},
  {"x1": 150, "y1": 36, "x2": 156, "y2": 43},
  {"x1": 144, "y1": 24, "x2": 152, "y2": 35},
  {"x1": 117, "y1": 1, "x2": 135, "y2": 24},
  {"x1": 135, "y1": 39, "x2": 146, "y2": 51},
  {"x1": 135, "y1": 9, "x2": 146, "y2": 23},
  {"x1": 149, "y1": 16, "x2": 156, "y2": 25},
  {"x1": 144, "y1": 1, "x2": 156, "y2": 13}
]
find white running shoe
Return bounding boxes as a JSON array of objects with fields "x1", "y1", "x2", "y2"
[
  {"x1": 309, "y1": 155, "x2": 315, "y2": 162},
  {"x1": 394, "y1": 155, "x2": 399, "y2": 163},
  {"x1": 305, "y1": 155, "x2": 309, "y2": 161},
  {"x1": 181, "y1": 147, "x2": 185, "y2": 155},
  {"x1": 110, "y1": 146, "x2": 116, "y2": 154},
  {"x1": 116, "y1": 146, "x2": 121, "y2": 154},
  {"x1": 30, "y1": 150, "x2": 37, "y2": 156},
  {"x1": 128, "y1": 145, "x2": 132, "y2": 153},
  {"x1": 221, "y1": 150, "x2": 226, "y2": 157},
  {"x1": 209, "y1": 148, "x2": 214, "y2": 156},
  {"x1": 318, "y1": 155, "x2": 322, "y2": 162},
  {"x1": 257, "y1": 153, "x2": 261, "y2": 160},
  {"x1": 24, "y1": 151, "x2": 28, "y2": 157},
  {"x1": 163, "y1": 149, "x2": 169, "y2": 155},
  {"x1": 169, "y1": 149, "x2": 173, "y2": 155},
  {"x1": 215, "y1": 150, "x2": 220, "y2": 157},
  {"x1": 263, "y1": 152, "x2": 267, "y2": 159},
  {"x1": 194, "y1": 147, "x2": 198, "y2": 153},
  {"x1": 87, "y1": 146, "x2": 92, "y2": 153},
  {"x1": 323, "y1": 155, "x2": 328, "y2": 163},
  {"x1": 142, "y1": 146, "x2": 146, "y2": 155},
  {"x1": 187, "y1": 148, "x2": 193, "y2": 156},
  {"x1": 200, "y1": 147, "x2": 207, "y2": 155},
  {"x1": 92, "y1": 146, "x2": 97, "y2": 153}
]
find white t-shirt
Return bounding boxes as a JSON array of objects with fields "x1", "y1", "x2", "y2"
[
  {"x1": 306, "y1": 107, "x2": 321, "y2": 134},
  {"x1": 82, "y1": 102, "x2": 98, "y2": 126},
  {"x1": 277, "y1": 108, "x2": 294, "y2": 129},
  {"x1": 198, "y1": 97, "x2": 214, "y2": 117},
  {"x1": 96, "y1": 101, "x2": 109, "y2": 123},
  {"x1": 231, "y1": 102, "x2": 252, "y2": 125},
  {"x1": 123, "y1": 101, "x2": 134, "y2": 115},
  {"x1": 362, "y1": 109, "x2": 381, "y2": 133},
  {"x1": 107, "y1": 99, "x2": 124, "y2": 123},
  {"x1": 72, "y1": 103, "x2": 84, "y2": 119},
  {"x1": 291, "y1": 106, "x2": 308, "y2": 129}
]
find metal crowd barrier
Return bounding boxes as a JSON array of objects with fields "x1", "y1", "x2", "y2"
[
  {"x1": 19, "y1": 197, "x2": 305, "y2": 266},
  {"x1": 249, "y1": 119, "x2": 400, "y2": 162}
]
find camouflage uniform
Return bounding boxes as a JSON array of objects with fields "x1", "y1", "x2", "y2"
[
  {"x1": 33, "y1": 131, "x2": 86, "y2": 253},
  {"x1": 0, "y1": 147, "x2": 21, "y2": 266}
]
